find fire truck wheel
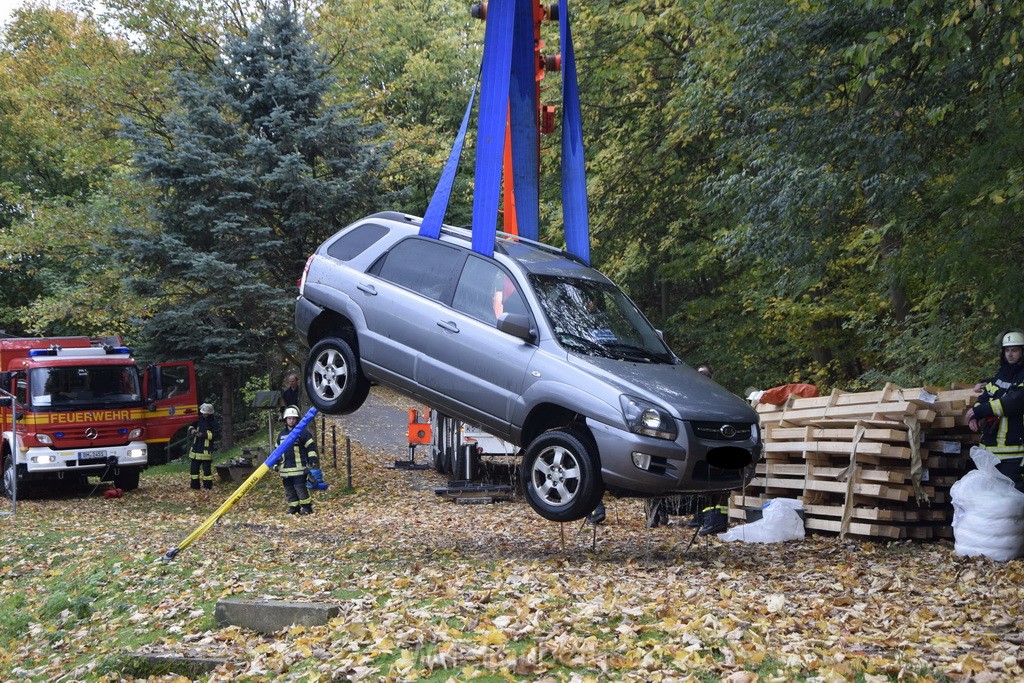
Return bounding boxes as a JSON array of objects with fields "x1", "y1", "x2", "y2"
[
  {"x1": 2, "y1": 456, "x2": 18, "y2": 499},
  {"x1": 115, "y1": 468, "x2": 140, "y2": 491}
]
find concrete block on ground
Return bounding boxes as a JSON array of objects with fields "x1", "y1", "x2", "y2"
[
  {"x1": 215, "y1": 598, "x2": 341, "y2": 634},
  {"x1": 127, "y1": 652, "x2": 231, "y2": 676}
]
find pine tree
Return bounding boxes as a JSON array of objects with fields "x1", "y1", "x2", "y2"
[{"x1": 118, "y1": 2, "x2": 387, "y2": 445}]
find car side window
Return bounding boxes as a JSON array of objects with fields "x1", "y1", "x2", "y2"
[
  {"x1": 452, "y1": 256, "x2": 527, "y2": 328},
  {"x1": 325, "y1": 224, "x2": 389, "y2": 261},
  {"x1": 372, "y1": 238, "x2": 464, "y2": 302}
]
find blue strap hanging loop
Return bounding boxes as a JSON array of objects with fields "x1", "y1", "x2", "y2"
[
  {"x1": 421, "y1": 0, "x2": 589, "y2": 263},
  {"x1": 420, "y1": 77, "x2": 478, "y2": 240},
  {"x1": 559, "y1": 0, "x2": 590, "y2": 265}
]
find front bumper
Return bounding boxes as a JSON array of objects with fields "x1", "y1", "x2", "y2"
[
  {"x1": 587, "y1": 417, "x2": 760, "y2": 496},
  {"x1": 19, "y1": 442, "x2": 149, "y2": 474}
]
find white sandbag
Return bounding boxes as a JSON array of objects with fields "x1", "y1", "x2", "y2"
[
  {"x1": 950, "y1": 446, "x2": 1024, "y2": 561},
  {"x1": 719, "y1": 497, "x2": 805, "y2": 543}
]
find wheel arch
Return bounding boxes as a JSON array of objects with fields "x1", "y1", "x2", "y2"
[
  {"x1": 521, "y1": 403, "x2": 591, "y2": 453},
  {"x1": 306, "y1": 310, "x2": 359, "y2": 351}
]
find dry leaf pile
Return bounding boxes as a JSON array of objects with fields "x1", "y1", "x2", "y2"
[{"x1": 1, "y1": 395, "x2": 1023, "y2": 682}]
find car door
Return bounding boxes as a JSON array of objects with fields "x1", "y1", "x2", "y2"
[
  {"x1": 417, "y1": 255, "x2": 536, "y2": 437},
  {"x1": 359, "y1": 238, "x2": 466, "y2": 395}
]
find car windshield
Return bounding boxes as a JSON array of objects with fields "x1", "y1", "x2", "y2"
[
  {"x1": 531, "y1": 275, "x2": 674, "y2": 363},
  {"x1": 30, "y1": 365, "x2": 142, "y2": 410}
]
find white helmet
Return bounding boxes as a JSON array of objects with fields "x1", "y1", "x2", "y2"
[
  {"x1": 283, "y1": 406, "x2": 300, "y2": 419},
  {"x1": 199, "y1": 403, "x2": 214, "y2": 415},
  {"x1": 1002, "y1": 330, "x2": 1024, "y2": 348}
]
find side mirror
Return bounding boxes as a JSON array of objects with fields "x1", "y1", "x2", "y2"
[{"x1": 497, "y1": 313, "x2": 535, "y2": 343}]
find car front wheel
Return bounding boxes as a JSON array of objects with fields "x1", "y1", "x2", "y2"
[
  {"x1": 521, "y1": 430, "x2": 603, "y2": 522},
  {"x1": 305, "y1": 337, "x2": 370, "y2": 415}
]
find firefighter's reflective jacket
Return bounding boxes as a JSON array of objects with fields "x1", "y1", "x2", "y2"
[
  {"x1": 189, "y1": 415, "x2": 220, "y2": 460},
  {"x1": 276, "y1": 426, "x2": 317, "y2": 477},
  {"x1": 972, "y1": 362, "x2": 1024, "y2": 459}
]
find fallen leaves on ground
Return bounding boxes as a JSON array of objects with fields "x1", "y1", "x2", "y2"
[{"x1": 1, "y1": 391, "x2": 1022, "y2": 682}]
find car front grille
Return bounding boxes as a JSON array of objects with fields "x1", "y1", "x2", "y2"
[{"x1": 691, "y1": 421, "x2": 753, "y2": 442}]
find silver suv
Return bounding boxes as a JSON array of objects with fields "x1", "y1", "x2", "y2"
[{"x1": 296, "y1": 212, "x2": 762, "y2": 522}]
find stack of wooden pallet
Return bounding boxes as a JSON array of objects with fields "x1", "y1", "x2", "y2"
[{"x1": 729, "y1": 383, "x2": 980, "y2": 541}]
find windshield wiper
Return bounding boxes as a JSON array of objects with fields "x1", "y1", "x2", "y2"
[{"x1": 599, "y1": 342, "x2": 668, "y2": 364}]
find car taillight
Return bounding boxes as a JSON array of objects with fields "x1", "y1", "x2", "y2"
[{"x1": 298, "y1": 255, "x2": 314, "y2": 293}]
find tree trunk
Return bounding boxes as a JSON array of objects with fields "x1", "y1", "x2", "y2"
[
  {"x1": 221, "y1": 367, "x2": 235, "y2": 450},
  {"x1": 881, "y1": 231, "x2": 910, "y2": 322}
]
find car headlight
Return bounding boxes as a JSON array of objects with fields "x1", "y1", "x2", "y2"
[{"x1": 620, "y1": 395, "x2": 677, "y2": 440}]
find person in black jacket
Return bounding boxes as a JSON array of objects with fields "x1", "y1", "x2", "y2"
[
  {"x1": 188, "y1": 403, "x2": 220, "y2": 490},
  {"x1": 277, "y1": 406, "x2": 317, "y2": 514},
  {"x1": 966, "y1": 329, "x2": 1024, "y2": 490},
  {"x1": 279, "y1": 372, "x2": 301, "y2": 415}
]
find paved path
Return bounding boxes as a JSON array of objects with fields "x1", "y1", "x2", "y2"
[{"x1": 317, "y1": 386, "x2": 416, "y2": 458}]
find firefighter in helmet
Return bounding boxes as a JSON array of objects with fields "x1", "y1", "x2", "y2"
[
  {"x1": 188, "y1": 403, "x2": 220, "y2": 490},
  {"x1": 277, "y1": 405, "x2": 317, "y2": 514},
  {"x1": 966, "y1": 329, "x2": 1024, "y2": 490}
]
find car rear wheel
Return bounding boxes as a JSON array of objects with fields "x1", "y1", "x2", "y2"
[
  {"x1": 305, "y1": 337, "x2": 370, "y2": 415},
  {"x1": 521, "y1": 430, "x2": 603, "y2": 522}
]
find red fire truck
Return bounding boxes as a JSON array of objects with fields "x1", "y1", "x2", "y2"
[{"x1": 0, "y1": 336, "x2": 198, "y2": 497}]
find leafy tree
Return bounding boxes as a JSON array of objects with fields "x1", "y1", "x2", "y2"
[
  {"x1": 119, "y1": 1, "x2": 388, "y2": 444},
  {"x1": 571, "y1": 0, "x2": 1024, "y2": 390},
  {"x1": 316, "y1": 0, "x2": 483, "y2": 220},
  {"x1": 0, "y1": 6, "x2": 156, "y2": 336}
]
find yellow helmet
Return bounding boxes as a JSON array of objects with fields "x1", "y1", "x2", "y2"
[
  {"x1": 1002, "y1": 330, "x2": 1024, "y2": 348},
  {"x1": 283, "y1": 406, "x2": 300, "y2": 419}
]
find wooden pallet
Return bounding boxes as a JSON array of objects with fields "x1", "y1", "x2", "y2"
[{"x1": 729, "y1": 384, "x2": 976, "y2": 541}]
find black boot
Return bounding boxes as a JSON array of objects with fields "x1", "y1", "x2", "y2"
[
  {"x1": 682, "y1": 510, "x2": 706, "y2": 527},
  {"x1": 299, "y1": 504, "x2": 313, "y2": 515},
  {"x1": 698, "y1": 506, "x2": 728, "y2": 535}
]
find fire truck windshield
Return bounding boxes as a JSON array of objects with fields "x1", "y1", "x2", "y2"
[{"x1": 29, "y1": 365, "x2": 142, "y2": 410}]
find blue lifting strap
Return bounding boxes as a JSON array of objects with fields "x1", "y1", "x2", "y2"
[
  {"x1": 509, "y1": 0, "x2": 540, "y2": 242},
  {"x1": 470, "y1": 0, "x2": 515, "y2": 257},
  {"x1": 421, "y1": 0, "x2": 590, "y2": 263},
  {"x1": 420, "y1": 77, "x2": 478, "y2": 239},
  {"x1": 560, "y1": 0, "x2": 590, "y2": 265}
]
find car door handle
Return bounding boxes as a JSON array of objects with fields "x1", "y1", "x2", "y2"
[
  {"x1": 437, "y1": 320, "x2": 459, "y2": 333},
  {"x1": 357, "y1": 283, "x2": 377, "y2": 296}
]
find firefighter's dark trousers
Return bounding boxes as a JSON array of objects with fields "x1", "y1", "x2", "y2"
[
  {"x1": 282, "y1": 475, "x2": 312, "y2": 512},
  {"x1": 190, "y1": 454, "x2": 213, "y2": 489}
]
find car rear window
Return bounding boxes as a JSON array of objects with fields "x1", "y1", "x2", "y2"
[
  {"x1": 325, "y1": 224, "x2": 389, "y2": 261},
  {"x1": 373, "y1": 238, "x2": 464, "y2": 302}
]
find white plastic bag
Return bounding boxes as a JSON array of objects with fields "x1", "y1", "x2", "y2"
[
  {"x1": 950, "y1": 446, "x2": 1024, "y2": 561},
  {"x1": 718, "y1": 497, "x2": 805, "y2": 543}
]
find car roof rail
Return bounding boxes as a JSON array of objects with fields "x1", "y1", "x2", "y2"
[
  {"x1": 368, "y1": 210, "x2": 588, "y2": 266},
  {"x1": 366, "y1": 210, "x2": 422, "y2": 224}
]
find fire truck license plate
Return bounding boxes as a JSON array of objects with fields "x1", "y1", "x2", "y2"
[{"x1": 79, "y1": 450, "x2": 107, "y2": 460}]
